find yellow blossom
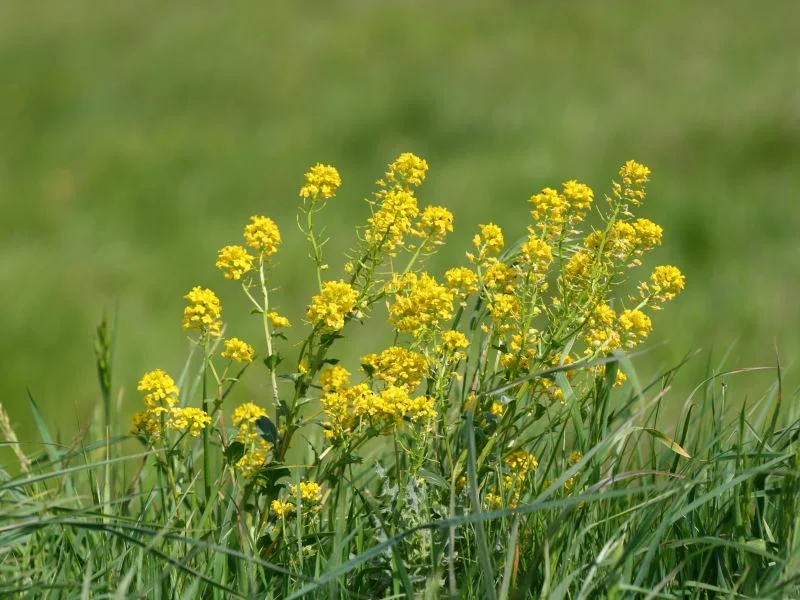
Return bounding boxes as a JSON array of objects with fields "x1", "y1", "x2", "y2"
[
  {"x1": 562, "y1": 250, "x2": 595, "y2": 288},
  {"x1": 365, "y1": 188, "x2": 419, "y2": 254},
  {"x1": 233, "y1": 402, "x2": 267, "y2": 427},
  {"x1": 215, "y1": 245, "x2": 254, "y2": 280},
  {"x1": 166, "y1": 407, "x2": 211, "y2": 437},
  {"x1": 222, "y1": 337, "x2": 255, "y2": 363},
  {"x1": 235, "y1": 439, "x2": 270, "y2": 479},
  {"x1": 641, "y1": 265, "x2": 685, "y2": 304},
  {"x1": 584, "y1": 303, "x2": 621, "y2": 351},
  {"x1": 483, "y1": 261, "x2": 517, "y2": 293},
  {"x1": 319, "y1": 365, "x2": 351, "y2": 392},
  {"x1": 267, "y1": 312, "x2": 291, "y2": 329},
  {"x1": 505, "y1": 450, "x2": 539, "y2": 473},
  {"x1": 299, "y1": 163, "x2": 341, "y2": 200},
  {"x1": 520, "y1": 231, "x2": 553, "y2": 274},
  {"x1": 569, "y1": 451, "x2": 583, "y2": 465},
  {"x1": 307, "y1": 280, "x2": 358, "y2": 331},
  {"x1": 488, "y1": 293, "x2": 521, "y2": 332},
  {"x1": 612, "y1": 160, "x2": 651, "y2": 206},
  {"x1": 271, "y1": 499, "x2": 295, "y2": 518},
  {"x1": 243, "y1": 215, "x2": 281, "y2": 257},
  {"x1": 362, "y1": 346, "x2": 428, "y2": 389},
  {"x1": 485, "y1": 492, "x2": 504, "y2": 510},
  {"x1": 182, "y1": 286, "x2": 222, "y2": 337},
  {"x1": 439, "y1": 330, "x2": 469, "y2": 360},
  {"x1": 633, "y1": 218, "x2": 663, "y2": 252},
  {"x1": 562, "y1": 180, "x2": 594, "y2": 219},
  {"x1": 385, "y1": 152, "x2": 428, "y2": 187},
  {"x1": 389, "y1": 272, "x2": 454, "y2": 336},
  {"x1": 490, "y1": 402, "x2": 505, "y2": 417},
  {"x1": 472, "y1": 223, "x2": 505, "y2": 256},
  {"x1": 530, "y1": 187, "x2": 568, "y2": 225},
  {"x1": 289, "y1": 481, "x2": 322, "y2": 503},
  {"x1": 415, "y1": 205, "x2": 454, "y2": 242},
  {"x1": 617, "y1": 309, "x2": 652, "y2": 348},
  {"x1": 131, "y1": 410, "x2": 162, "y2": 440},
  {"x1": 445, "y1": 267, "x2": 479, "y2": 298},
  {"x1": 137, "y1": 369, "x2": 179, "y2": 409}
]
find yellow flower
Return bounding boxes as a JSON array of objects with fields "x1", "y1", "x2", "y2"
[
  {"x1": 137, "y1": 369, "x2": 179, "y2": 409},
  {"x1": 389, "y1": 272, "x2": 455, "y2": 336},
  {"x1": 243, "y1": 215, "x2": 281, "y2": 257},
  {"x1": 271, "y1": 499, "x2": 295, "y2": 518},
  {"x1": 584, "y1": 303, "x2": 621, "y2": 351},
  {"x1": 362, "y1": 346, "x2": 428, "y2": 389},
  {"x1": 131, "y1": 410, "x2": 162, "y2": 440},
  {"x1": 562, "y1": 250, "x2": 595, "y2": 288},
  {"x1": 307, "y1": 280, "x2": 359, "y2": 332},
  {"x1": 319, "y1": 365, "x2": 351, "y2": 392},
  {"x1": 483, "y1": 261, "x2": 517, "y2": 293},
  {"x1": 520, "y1": 231, "x2": 553, "y2": 274},
  {"x1": 485, "y1": 492, "x2": 504, "y2": 510},
  {"x1": 561, "y1": 180, "x2": 594, "y2": 219},
  {"x1": 416, "y1": 205, "x2": 454, "y2": 242},
  {"x1": 642, "y1": 265, "x2": 685, "y2": 304},
  {"x1": 222, "y1": 337, "x2": 255, "y2": 363},
  {"x1": 490, "y1": 402, "x2": 505, "y2": 417},
  {"x1": 472, "y1": 223, "x2": 505, "y2": 256},
  {"x1": 232, "y1": 402, "x2": 267, "y2": 426},
  {"x1": 632, "y1": 218, "x2": 663, "y2": 252},
  {"x1": 617, "y1": 309, "x2": 652, "y2": 348},
  {"x1": 235, "y1": 439, "x2": 270, "y2": 479},
  {"x1": 267, "y1": 312, "x2": 291, "y2": 329},
  {"x1": 569, "y1": 451, "x2": 583, "y2": 465},
  {"x1": 299, "y1": 163, "x2": 341, "y2": 200},
  {"x1": 215, "y1": 245, "x2": 254, "y2": 280},
  {"x1": 530, "y1": 187, "x2": 568, "y2": 225},
  {"x1": 440, "y1": 330, "x2": 469, "y2": 355},
  {"x1": 613, "y1": 160, "x2": 651, "y2": 206},
  {"x1": 365, "y1": 188, "x2": 419, "y2": 255},
  {"x1": 289, "y1": 481, "x2": 322, "y2": 503},
  {"x1": 505, "y1": 450, "x2": 539, "y2": 473},
  {"x1": 166, "y1": 407, "x2": 211, "y2": 437},
  {"x1": 182, "y1": 286, "x2": 222, "y2": 337},
  {"x1": 445, "y1": 267, "x2": 479, "y2": 297},
  {"x1": 385, "y1": 152, "x2": 428, "y2": 188},
  {"x1": 488, "y1": 293, "x2": 520, "y2": 332}
]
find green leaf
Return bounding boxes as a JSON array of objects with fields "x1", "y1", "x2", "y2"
[
  {"x1": 640, "y1": 427, "x2": 691, "y2": 458},
  {"x1": 263, "y1": 353, "x2": 283, "y2": 371}
]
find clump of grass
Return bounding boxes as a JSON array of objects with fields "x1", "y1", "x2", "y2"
[{"x1": 1, "y1": 154, "x2": 798, "y2": 598}]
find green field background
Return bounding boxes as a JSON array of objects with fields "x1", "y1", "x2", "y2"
[{"x1": 2, "y1": 1, "x2": 799, "y2": 443}]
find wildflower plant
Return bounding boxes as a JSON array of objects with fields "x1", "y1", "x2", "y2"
[{"x1": 7, "y1": 152, "x2": 800, "y2": 599}]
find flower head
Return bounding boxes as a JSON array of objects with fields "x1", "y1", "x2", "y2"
[
  {"x1": 617, "y1": 309, "x2": 652, "y2": 348},
  {"x1": 416, "y1": 205, "x2": 454, "y2": 242},
  {"x1": 562, "y1": 180, "x2": 594, "y2": 219},
  {"x1": 365, "y1": 188, "x2": 419, "y2": 255},
  {"x1": 166, "y1": 407, "x2": 211, "y2": 437},
  {"x1": 300, "y1": 163, "x2": 341, "y2": 201},
  {"x1": 289, "y1": 481, "x2": 322, "y2": 504},
  {"x1": 530, "y1": 187, "x2": 568, "y2": 226},
  {"x1": 182, "y1": 286, "x2": 222, "y2": 337},
  {"x1": 267, "y1": 312, "x2": 291, "y2": 329},
  {"x1": 472, "y1": 223, "x2": 505, "y2": 257},
  {"x1": 385, "y1": 152, "x2": 428, "y2": 188},
  {"x1": 222, "y1": 337, "x2": 255, "y2": 363},
  {"x1": 215, "y1": 245, "x2": 254, "y2": 280},
  {"x1": 362, "y1": 346, "x2": 428, "y2": 389},
  {"x1": 232, "y1": 402, "x2": 267, "y2": 427},
  {"x1": 319, "y1": 365, "x2": 351, "y2": 392},
  {"x1": 642, "y1": 265, "x2": 685, "y2": 304},
  {"x1": 307, "y1": 280, "x2": 359, "y2": 332},
  {"x1": 389, "y1": 272, "x2": 454, "y2": 336},
  {"x1": 445, "y1": 267, "x2": 479, "y2": 298},
  {"x1": 243, "y1": 215, "x2": 281, "y2": 257},
  {"x1": 138, "y1": 369, "x2": 179, "y2": 409},
  {"x1": 271, "y1": 499, "x2": 295, "y2": 518}
]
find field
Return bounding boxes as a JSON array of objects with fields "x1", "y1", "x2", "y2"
[{"x1": 1, "y1": 2, "x2": 800, "y2": 597}]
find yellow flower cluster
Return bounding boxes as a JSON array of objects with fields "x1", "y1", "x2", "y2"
[
  {"x1": 289, "y1": 481, "x2": 322, "y2": 504},
  {"x1": 483, "y1": 261, "x2": 517, "y2": 293},
  {"x1": 361, "y1": 346, "x2": 428, "y2": 389},
  {"x1": 299, "y1": 163, "x2": 341, "y2": 201},
  {"x1": 584, "y1": 304, "x2": 654, "y2": 352},
  {"x1": 520, "y1": 230, "x2": 553, "y2": 275},
  {"x1": 182, "y1": 286, "x2": 222, "y2": 337},
  {"x1": 244, "y1": 215, "x2": 282, "y2": 257},
  {"x1": 166, "y1": 407, "x2": 211, "y2": 437},
  {"x1": 131, "y1": 370, "x2": 211, "y2": 442},
  {"x1": 438, "y1": 330, "x2": 469, "y2": 362},
  {"x1": 640, "y1": 265, "x2": 685, "y2": 304},
  {"x1": 307, "y1": 280, "x2": 359, "y2": 331},
  {"x1": 505, "y1": 450, "x2": 539, "y2": 473},
  {"x1": 445, "y1": 266, "x2": 479, "y2": 301},
  {"x1": 389, "y1": 272, "x2": 454, "y2": 336},
  {"x1": 321, "y1": 383, "x2": 435, "y2": 441},
  {"x1": 415, "y1": 205, "x2": 454, "y2": 243},
  {"x1": 472, "y1": 223, "x2": 504, "y2": 258},
  {"x1": 384, "y1": 152, "x2": 428, "y2": 188},
  {"x1": 319, "y1": 365, "x2": 351, "y2": 392},
  {"x1": 365, "y1": 188, "x2": 420, "y2": 255},
  {"x1": 222, "y1": 337, "x2": 255, "y2": 363},
  {"x1": 488, "y1": 293, "x2": 521, "y2": 333},
  {"x1": 215, "y1": 245, "x2": 254, "y2": 280},
  {"x1": 271, "y1": 499, "x2": 295, "y2": 518},
  {"x1": 584, "y1": 218, "x2": 662, "y2": 263},
  {"x1": 612, "y1": 160, "x2": 651, "y2": 206},
  {"x1": 267, "y1": 312, "x2": 291, "y2": 329},
  {"x1": 232, "y1": 402, "x2": 271, "y2": 479},
  {"x1": 529, "y1": 179, "x2": 594, "y2": 233},
  {"x1": 617, "y1": 309, "x2": 653, "y2": 348}
]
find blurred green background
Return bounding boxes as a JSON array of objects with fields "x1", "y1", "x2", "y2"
[{"x1": 2, "y1": 0, "x2": 799, "y2": 442}]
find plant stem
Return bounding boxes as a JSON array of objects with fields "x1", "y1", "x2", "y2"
[{"x1": 202, "y1": 335, "x2": 212, "y2": 504}]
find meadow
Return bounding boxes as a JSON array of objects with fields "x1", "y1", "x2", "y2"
[{"x1": 1, "y1": 1, "x2": 800, "y2": 597}]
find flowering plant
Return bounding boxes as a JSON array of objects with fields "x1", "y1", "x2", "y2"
[{"x1": 130, "y1": 153, "x2": 686, "y2": 595}]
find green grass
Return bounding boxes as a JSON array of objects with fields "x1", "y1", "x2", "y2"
[{"x1": 2, "y1": 1, "x2": 800, "y2": 440}]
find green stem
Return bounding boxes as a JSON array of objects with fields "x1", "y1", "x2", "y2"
[
  {"x1": 202, "y1": 335, "x2": 212, "y2": 504},
  {"x1": 259, "y1": 259, "x2": 282, "y2": 429}
]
